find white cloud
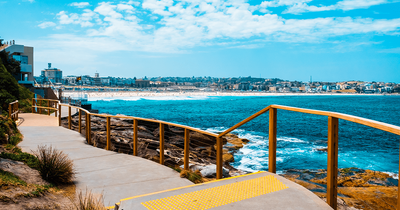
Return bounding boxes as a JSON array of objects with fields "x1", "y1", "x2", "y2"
[
  {"x1": 39, "y1": 0, "x2": 400, "y2": 53},
  {"x1": 69, "y1": 2, "x2": 90, "y2": 8},
  {"x1": 379, "y1": 47, "x2": 400, "y2": 53},
  {"x1": 265, "y1": 0, "x2": 394, "y2": 14},
  {"x1": 38, "y1": 21, "x2": 56, "y2": 29}
]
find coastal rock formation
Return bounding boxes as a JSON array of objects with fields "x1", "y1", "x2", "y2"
[
  {"x1": 282, "y1": 168, "x2": 398, "y2": 210},
  {"x1": 61, "y1": 115, "x2": 245, "y2": 177}
]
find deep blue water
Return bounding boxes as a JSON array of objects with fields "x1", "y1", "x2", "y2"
[{"x1": 90, "y1": 95, "x2": 400, "y2": 175}]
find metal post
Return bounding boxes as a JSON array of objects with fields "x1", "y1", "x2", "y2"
[
  {"x1": 106, "y1": 117, "x2": 110, "y2": 150},
  {"x1": 133, "y1": 119, "x2": 138, "y2": 156},
  {"x1": 58, "y1": 104, "x2": 61, "y2": 126},
  {"x1": 78, "y1": 110, "x2": 82, "y2": 133},
  {"x1": 87, "y1": 114, "x2": 91, "y2": 144},
  {"x1": 327, "y1": 116, "x2": 339, "y2": 210},
  {"x1": 68, "y1": 106, "x2": 71, "y2": 129},
  {"x1": 47, "y1": 100, "x2": 50, "y2": 116},
  {"x1": 269, "y1": 108, "x2": 277, "y2": 173},
  {"x1": 159, "y1": 123, "x2": 164, "y2": 165},
  {"x1": 216, "y1": 137, "x2": 223, "y2": 179},
  {"x1": 184, "y1": 129, "x2": 190, "y2": 170}
]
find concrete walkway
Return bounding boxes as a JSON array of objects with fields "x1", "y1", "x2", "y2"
[
  {"x1": 18, "y1": 113, "x2": 192, "y2": 207},
  {"x1": 17, "y1": 113, "x2": 332, "y2": 210}
]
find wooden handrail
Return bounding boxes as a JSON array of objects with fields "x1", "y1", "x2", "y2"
[
  {"x1": 32, "y1": 98, "x2": 59, "y2": 117},
  {"x1": 271, "y1": 105, "x2": 400, "y2": 135},
  {"x1": 219, "y1": 104, "x2": 400, "y2": 210},
  {"x1": 8, "y1": 100, "x2": 19, "y2": 121},
  {"x1": 55, "y1": 100, "x2": 400, "y2": 210}
]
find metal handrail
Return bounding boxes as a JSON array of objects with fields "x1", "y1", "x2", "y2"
[
  {"x1": 8, "y1": 100, "x2": 18, "y2": 121},
  {"x1": 218, "y1": 104, "x2": 400, "y2": 210}
]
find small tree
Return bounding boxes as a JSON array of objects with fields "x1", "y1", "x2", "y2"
[
  {"x1": 0, "y1": 50, "x2": 21, "y2": 80},
  {"x1": 0, "y1": 58, "x2": 19, "y2": 111}
]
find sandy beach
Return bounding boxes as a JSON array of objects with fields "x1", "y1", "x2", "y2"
[{"x1": 62, "y1": 91, "x2": 397, "y2": 100}]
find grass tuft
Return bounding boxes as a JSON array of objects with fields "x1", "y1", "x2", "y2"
[
  {"x1": 73, "y1": 190, "x2": 105, "y2": 210},
  {"x1": 34, "y1": 145, "x2": 75, "y2": 185},
  {"x1": 0, "y1": 168, "x2": 27, "y2": 186}
]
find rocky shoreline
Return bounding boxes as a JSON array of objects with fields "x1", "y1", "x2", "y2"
[
  {"x1": 62, "y1": 114, "x2": 398, "y2": 209},
  {"x1": 61, "y1": 114, "x2": 249, "y2": 178}
]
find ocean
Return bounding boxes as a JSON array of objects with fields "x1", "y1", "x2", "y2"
[{"x1": 89, "y1": 95, "x2": 400, "y2": 175}]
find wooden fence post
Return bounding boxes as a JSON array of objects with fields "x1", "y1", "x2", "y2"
[
  {"x1": 398, "y1": 143, "x2": 400, "y2": 210},
  {"x1": 16, "y1": 102, "x2": 18, "y2": 120},
  {"x1": 216, "y1": 137, "x2": 223, "y2": 179},
  {"x1": 8, "y1": 104, "x2": 11, "y2": 119},
  {"x1": 47, "y1": 100, "x2": 50, "y2": 116},
  {"x1": 68, "y1": 106, "x2": 71, "y2": 129},
  {"x1": 184, "y1": 129, "x2": 190, "y2": 170},
  {"x1": 327, "y1": 116, "x2": 339, "y2": 210},
  {"x1": 159, "y1": 123, "x2": 164, "y2": 165},
  {"x1": 87, "y1": 114, "x2": 91, "y2": 144},
  {"x1": 106, "y1": 117, "x2": 110, "y2": 150},
  {"x1": 55, "y1": 102, "x2": 58, "y2": 117},
  {"x1": 269, "y1": 108, "x2": 277, "y2": 173},
  {"x1": 39, "y1": 100, "x2": 42, "y2": 114},
  {"x1": 133, "y1": 119, "x2": 138, "y2": 156},
  {"x1": 58, "y1": 104, "x2": 61, "y2": 126},
  {"x1": 32, "y1": 98, "x2": 34, "y2": 113},
  {"x1": 78, "y1": 110, "x2": 82, "y2": 133}
]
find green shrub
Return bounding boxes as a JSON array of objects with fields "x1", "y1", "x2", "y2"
[
  {"x1": 0, "y1": 151, "x2": 39, "y2": 169},
  {"x1": 34, "y1": 145, "x2": 75, "y2": 184},
  {"x1": 0, "y1": 169, "x2": 27, "y2": 186}
]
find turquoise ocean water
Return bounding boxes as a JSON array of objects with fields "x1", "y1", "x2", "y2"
[{"x1": 89, "y1": 95, "x2": 400, "y2": 175}]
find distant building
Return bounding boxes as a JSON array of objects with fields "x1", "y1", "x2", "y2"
[
  {"x1": 136, "y1": 79, "x2": 150, "y2": 88},
  {"x1": 1, "y1": 42, "x2": 34, "y2": 87},
  {"x1": 93, "y1": 73, "x2": 101, "y2": 86},
  {"x1": 41, "y1": 63, "x2": 62, "y2": 83}
]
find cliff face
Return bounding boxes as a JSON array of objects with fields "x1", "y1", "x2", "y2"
[{"x1": 282, "y1": 168, "x2": 398, "y2": 210}]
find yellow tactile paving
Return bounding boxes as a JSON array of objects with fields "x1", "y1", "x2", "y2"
[{"x1": 141, "y1": 175, "x2": 288, "y2": 210}]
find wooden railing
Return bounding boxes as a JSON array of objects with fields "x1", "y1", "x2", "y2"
[
  {"x1": 32, "y1": 100, "x2": 400, "y2": 210},
  {"x1": 32, "y1": 98, "x2": 59, "y2": 117},
  {"x1": 218, "y1": 104, "x2": 400, "y2": 210},
  {"x1": 56, "y1": 103, "x2": 221, "y2": 177},
  {"x1": 8, "y1": 100, "x2": 19, "y2": 121}
]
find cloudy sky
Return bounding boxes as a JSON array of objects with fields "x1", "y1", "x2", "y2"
[{"x1": 1, "y1": 0, "x2": 400, "y2": 82}]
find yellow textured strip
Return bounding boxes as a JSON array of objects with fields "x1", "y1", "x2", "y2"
[
  {"x1": 119, "y1": 171, "x2": 265, "y2": 203},
  {"x1": 141, "y1": 175, "x2": 288, "y2": 210}
]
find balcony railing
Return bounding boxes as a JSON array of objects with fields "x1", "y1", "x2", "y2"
[{"x1": 31, "y1": 100, "x2": 400, "y2": 210}]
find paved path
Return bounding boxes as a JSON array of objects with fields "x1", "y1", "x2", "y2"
[
  {"x1": 18, "y1": 113, "x2": 192, "y2": 207},
  {"x1": 17, "y1": 113, "x2": 332, "y2": 210}
]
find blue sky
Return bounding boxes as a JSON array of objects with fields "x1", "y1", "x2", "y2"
[{"x1": 1, "y1": 0, "x2": 400, "y2": 82}]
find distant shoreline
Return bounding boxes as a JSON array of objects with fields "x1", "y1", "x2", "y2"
[{"x1": 63, "y1": 91, "x2": 399, "y2": 99}]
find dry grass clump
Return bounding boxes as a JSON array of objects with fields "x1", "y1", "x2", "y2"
[
  {"x1": 180, "y1": 169, "x2": 204, "y2": 184},
  {"x1": 72, "y1": 190, "x2": 105, "y2": 210},
  {"x1": 34, "y1": 145, "x2": 75, "y2": 184}
]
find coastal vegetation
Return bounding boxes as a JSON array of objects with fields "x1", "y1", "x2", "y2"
[{"x1": 0, "y1": 51, "x2": 34, "y2": 116}]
